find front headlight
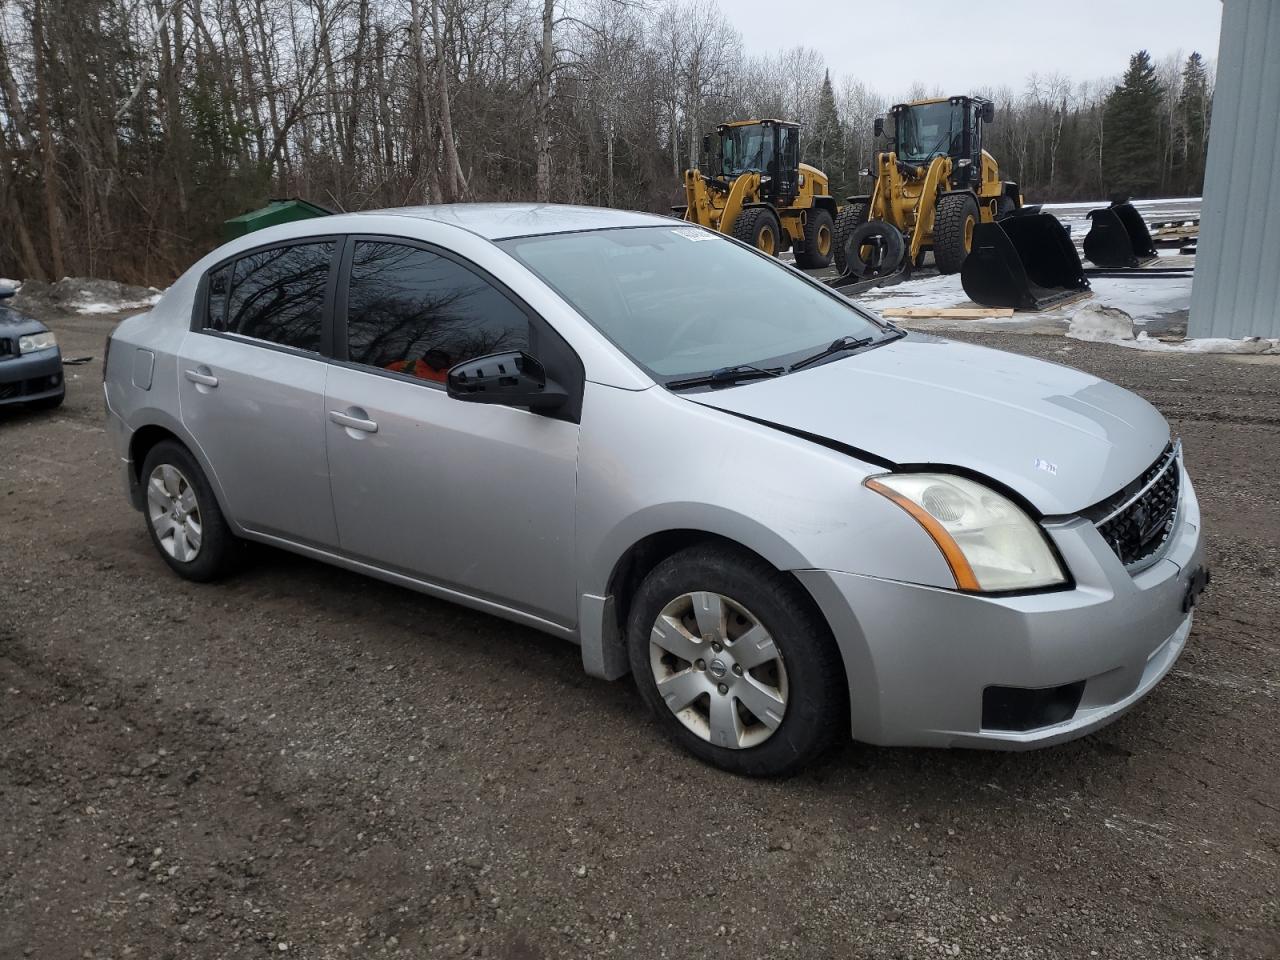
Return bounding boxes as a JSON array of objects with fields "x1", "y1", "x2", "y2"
[
  {"x1": 866, "y1": 473, "x2": 1066, "y2": 592},
  {"x1": 18, "y1": 331, "x2": 57, "y2": 354}
]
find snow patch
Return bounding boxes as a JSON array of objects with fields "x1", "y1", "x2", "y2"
[
  {"x1": 1066, "y1": 304, "x2": 1135, "y2": 342},
  {"x1": 1123, "y1": 333, "x2": 1280, "y2": 355},
  {"x1": 12, "y1": 277, "x2": 163, "y2": 315}
]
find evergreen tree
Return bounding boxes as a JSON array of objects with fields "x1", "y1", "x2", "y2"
[
  {"x1": 1102, "y1": 50, "x2": 1165, "y2": 197},
  {"x1": 811, "y1": 70, "x2": 844, "y2": 193},
  {"x1": 1175, "y1": 51, "x2": 1211, "y2": 194}
]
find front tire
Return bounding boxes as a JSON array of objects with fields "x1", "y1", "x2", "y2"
[
  {"x1": 933, "y1": 192, "x2": 980, "y2": 274},
  {"x1": 731, "y1": 208, "x2": 781, "y2": 257},
  {"x1": 140, "y1": 440, "x2": 240, "y2": 582},
  {"x1": 795, "y1": 208, "x2": 835, "y2": 269},
  {"x1": 627, "y1": 544, "x2": 846, "y2": 777}
]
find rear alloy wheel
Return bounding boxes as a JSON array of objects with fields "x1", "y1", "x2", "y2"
[
  {"x1": 141, "y1": 440, "x2": 241, "y2": 582},
  {"x1": 933, "y1": 192, "x2": 980, "y2": 274},
  {"x1": 628, "y1": 544, "x2": 846, "y2": 776},
  {"x1": 147, "y1": 463, "x2": 203, "y2": 563},
  {"x1": 731, "y1": 207, "x2": 782, "y2": 257},
  {"x1": 795, "y1": 208, "x2": 835, "y2": 269}
]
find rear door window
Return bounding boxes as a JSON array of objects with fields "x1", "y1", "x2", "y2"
[
  {"x1": 343, "y1": 240, "x2": 530, "y2": 384},
  {"x1": 211, "y1": 242, "x2": 333, "y2": 352}
]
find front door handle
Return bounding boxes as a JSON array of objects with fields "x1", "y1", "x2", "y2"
[
  {"x1": 329, "y1": 409, "x2": 379, "y2": 434},
  {"x1": 184, "y1": 368, "x2": 218, "y2": 388}
]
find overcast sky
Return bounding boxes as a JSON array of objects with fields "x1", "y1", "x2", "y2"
[{"x1": 721, "y1": 0, "x2": 1222, "y2": 92}]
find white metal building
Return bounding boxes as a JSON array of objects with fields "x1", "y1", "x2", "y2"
[{"x1": 1188, "y1": 0, "x2": 1280, "y2": 339}]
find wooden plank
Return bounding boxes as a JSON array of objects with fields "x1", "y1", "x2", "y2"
[{"x1": 881, "y1": 307, "x2": 1015, "y2": 318}]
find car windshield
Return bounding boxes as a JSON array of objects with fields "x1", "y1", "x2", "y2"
[
  {"x1": 499, "y1": 226, "x2": 888, "y2": 381},
  {"x1": 895, "y1": 102, "x2": 964, "y2": 163}
]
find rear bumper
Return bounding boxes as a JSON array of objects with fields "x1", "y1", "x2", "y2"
[
  {"x1": 103, "y1": 383, "x2": 142, "y2": 509},
  {"x1": 797, "y1": 465, "x2": 1204, "y2": 749},
  {"x1": 0, "y1": 349, "x2": 63, "y2": 404}
]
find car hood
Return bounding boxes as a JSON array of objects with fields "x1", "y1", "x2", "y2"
[
  {"x1": 0, "y1": 302, "x2": 47, "y2": 336},
  {"x1": 690, "y1": 335, "x2": 1169, "y2": 515}
]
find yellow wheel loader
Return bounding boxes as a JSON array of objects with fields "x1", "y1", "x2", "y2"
[
  {"x1": 832, "y1": 95, "x2": 1089, "y2": 310},
  {"x1": 677, "y1": 119, "x2": 839, "y2": 268}
]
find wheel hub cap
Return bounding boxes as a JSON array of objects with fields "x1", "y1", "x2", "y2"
[
  {"x1": 648, "y1": 591, "x2": 788, "y2": 750},
  {"x1": 146, "y1": 463, "x2": 203, "y2": 563}
]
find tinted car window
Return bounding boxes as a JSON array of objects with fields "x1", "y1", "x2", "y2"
[
  {"x1": 206, "y1": 264, "x2": 231, "y2": 328},
  {"x1": 215, "y1": 242, "x2": 333, "y2": 352},
  {"x1": 345, "y1": 241, "x2": 530, "y2": 383}
]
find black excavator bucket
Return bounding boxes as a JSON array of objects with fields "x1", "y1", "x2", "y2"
[
  {"x1": 961, "y1": 213, "x2": 1090, "y2": 311},
  {"x1": 1083, "y1": 202, "x2": 1158, "y2": 267}
]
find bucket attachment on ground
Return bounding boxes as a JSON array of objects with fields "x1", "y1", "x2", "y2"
[
  {"x1": 1083, "y1": 202, "x2": 1158, "y2": 267},
  {"x1": 961, "y1": 213, "x2": 1090, "y2": 311}
]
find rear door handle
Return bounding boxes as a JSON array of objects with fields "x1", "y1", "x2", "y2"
[
  {"x1": 329, "y1": 409, "x2": 378, "y2": 434},
  {"x1": 184, "y1": 368, "x2": 218, "y2": 387}
]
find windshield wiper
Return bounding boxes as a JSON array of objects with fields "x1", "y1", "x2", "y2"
[
  {"x1": 788, "y1": 335, "x2": 875, "y2": 372},
  {"x1": 666, "y1": 363, "x2": 782, "y2": 391}
]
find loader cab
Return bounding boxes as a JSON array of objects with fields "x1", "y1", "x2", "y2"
[
  {"x1": 717, "y1": 119, "x2": 801, "y2": 205},
  {"x1": 885, "y1": 96, "x2": 994, "y2": 186}
]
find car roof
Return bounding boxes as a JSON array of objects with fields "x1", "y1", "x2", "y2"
[{"x1": 356, "y1": 203, "x2": 676, "y2": 241}]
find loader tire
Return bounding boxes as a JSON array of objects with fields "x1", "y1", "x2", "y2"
[
  {"x1": 832, "y1": 201, "x2": 870, "y2": 276},
  {"x1": 795, "y1": 209, "x2": 835, "y2": 269},
  {"x1": 732, "y1": 208, "x2": 782, "y2": 257},
  {"x1": 934, "y1": 193, "x2": 980, "y2": 274}
]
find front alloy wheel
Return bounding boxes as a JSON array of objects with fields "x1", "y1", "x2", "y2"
[
  {"x1": 627, "y1": 544, "x2": 847, "y2": 776},
  {"x1": 649, "y1": 591, "x2": 788, "y2": 749}
]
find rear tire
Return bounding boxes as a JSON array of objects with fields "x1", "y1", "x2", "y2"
[
  {"x1": 627, "y1": 543, "x2": 847, "y2": 777},
  {"x1": 934, "y1": 193, "x2": 980, "y2": 274},
  {"x1": 731, "y1": 208, "x2": 782, "y2": 257},
  {"x1": 140, "y1": 440, "x2": 241, "y2": 582},
  {"x1": 832, "y1": 201, "x2": 870, "y2": 275},
  {"x1": 795, "y1": 209, "x2": 835, "y2": 269}
]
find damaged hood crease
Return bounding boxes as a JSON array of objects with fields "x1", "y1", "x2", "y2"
[{"x1": 691, "y1": 337, "x2": 1169, "y2": 516}]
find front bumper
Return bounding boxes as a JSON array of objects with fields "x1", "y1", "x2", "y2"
[
  {"x1": 797, "y1": 464, "x2": 1204, "y2": 749},
  {"x1": 0, "y1": 348, "x2": 63, "y2": 405}
]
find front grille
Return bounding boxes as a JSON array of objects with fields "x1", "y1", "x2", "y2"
[
  {"x1": 1088, "y1": 441, "x2": 1182, "y2": 569},
  {"x1": 0, "y1": 337, "x2": 13, "y2": 359}
]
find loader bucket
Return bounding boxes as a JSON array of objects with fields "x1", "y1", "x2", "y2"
[
  {"x1": 961, "y1": 214, "x2": 1090, "y2": 311},
  {"x1": 1083, "y1": 203, "x2": 1158, "y2": 267}
]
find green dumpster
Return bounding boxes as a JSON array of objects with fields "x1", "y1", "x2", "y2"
[{"x1": 221, "y1": 198, "x2": 334, "y2": 241}]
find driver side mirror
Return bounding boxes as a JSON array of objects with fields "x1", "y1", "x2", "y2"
[
  {"x1": 702, "y1": 134, "x2": 711, "y2": 157},
  {"x1": 447, "y1": 350, "x2": 567, "y2": 412},
  {"x1": 981, "y1": 101, "x2": 996, "y2": 123},
  {"x1": 873, "y1": 117, "x2": 884, "y2": 138}
]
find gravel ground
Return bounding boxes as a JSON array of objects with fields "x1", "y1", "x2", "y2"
[{"x1": 2, "y1": 309, "x2": 1278, "y2": 959}]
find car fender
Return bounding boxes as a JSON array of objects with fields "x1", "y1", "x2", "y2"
[{"x1": 574, "y1": 382, "x2": 956, "y2": 679}]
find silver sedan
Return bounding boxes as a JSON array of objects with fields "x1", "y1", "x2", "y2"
[{"x1": 103, "y1": 204, "x2": 1208, "y2": 775}]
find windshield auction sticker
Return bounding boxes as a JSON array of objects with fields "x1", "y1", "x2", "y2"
[{"x1": 671, "y1": 227, "x2": 715, "y2": 242}]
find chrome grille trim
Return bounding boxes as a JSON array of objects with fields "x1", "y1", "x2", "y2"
[
  {"x1": 1093, "y1": 439, "x2": 1183, "y2": 573},
  {"x1": 1095, "y1": 439, "x2": 1181, "y2": 527}
]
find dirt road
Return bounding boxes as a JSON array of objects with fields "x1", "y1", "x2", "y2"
[{"x1": 3, "y1": 310, "x2": 1277, "y2": 959}]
